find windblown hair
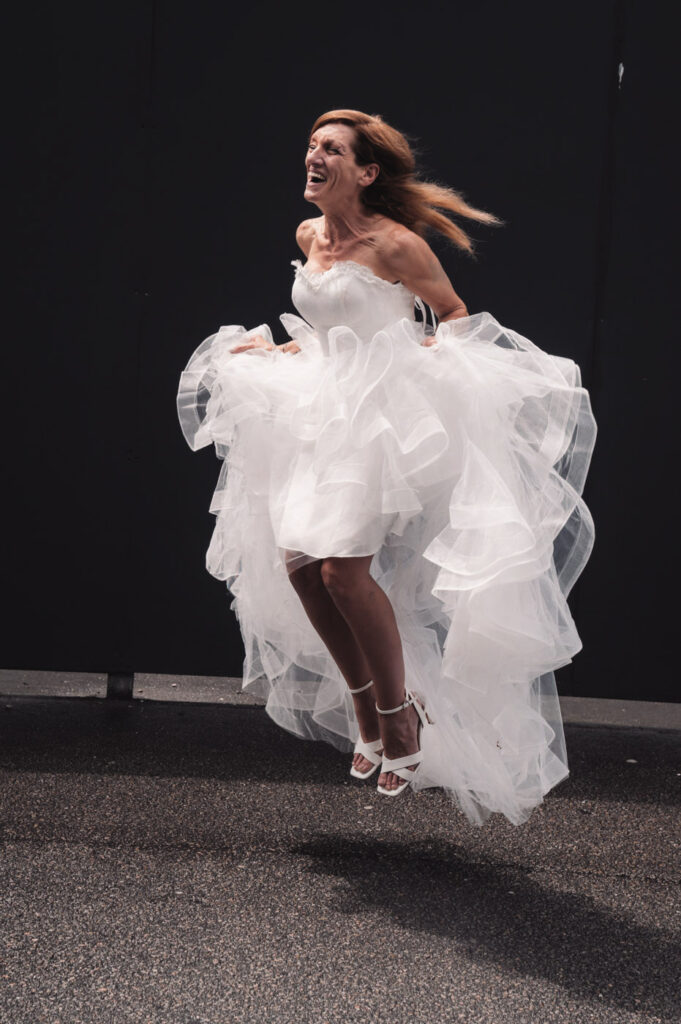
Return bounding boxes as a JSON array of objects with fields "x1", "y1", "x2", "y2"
[{"x1": 310, "y1": 109, "x2": 500, "y2": 253}]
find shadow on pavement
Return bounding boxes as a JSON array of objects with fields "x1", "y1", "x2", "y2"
[{"x1": 293, "y1": 834, "x2": 679, "y2": 1021}]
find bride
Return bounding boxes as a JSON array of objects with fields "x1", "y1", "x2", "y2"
[{"x1": 177, "y1": 109, "x2": 597, "y2": 826}]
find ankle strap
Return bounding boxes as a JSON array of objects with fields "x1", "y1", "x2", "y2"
[
  {"x1": 348, "y1": 679, "x2": 373, "y2": 694},
  {"x1": 375, "y1": 691, "x2": 412, "y2": 715}
]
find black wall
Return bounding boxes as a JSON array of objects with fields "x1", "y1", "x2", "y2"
[{"x1": 6, "y1": 1, "x2": 678, "y2": 700}]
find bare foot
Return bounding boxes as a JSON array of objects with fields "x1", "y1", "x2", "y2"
[
  {"x1": 350, "y1": 682, "x2": 382, "y2": 775},
  {"x1": 377, "y1": 698, "x2": 420, "y2": 792}
]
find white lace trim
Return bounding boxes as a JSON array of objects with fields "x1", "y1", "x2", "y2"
[{"x1": 291, "y1": 258, "x2": 412, "y2": 295}]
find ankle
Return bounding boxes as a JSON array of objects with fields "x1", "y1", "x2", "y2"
[
  {"x1": 375, "y1": 689, "x2": 409, "y2": 716},
  {"x1": 348, "y1": 678, "x2": 374, "y2": 696},
  {"x1": 349, "y1": 685, "x2": 380, "y2": 742},
  {"x1": 377, "y1": 702, "x2": 418, "y2": 750}
]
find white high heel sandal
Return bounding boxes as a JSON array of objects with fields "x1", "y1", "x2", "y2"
[
  {"x1": 348, "y1": 679, "x2": 384, "y2": 780},
  {"x1": 375, "y1": 689, "x2": 432, "y2": 797}
]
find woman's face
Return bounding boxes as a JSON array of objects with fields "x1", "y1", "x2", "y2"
[{"x1": 304, "y1": 124, "x2": 377, "y2": 206}]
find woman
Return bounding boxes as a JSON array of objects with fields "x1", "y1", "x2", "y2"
[{"x1": 177, "y1": 109, "x2": 597, "y2": 826}]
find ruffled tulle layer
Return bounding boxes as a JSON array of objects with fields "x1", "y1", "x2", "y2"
[{"x1": 177, "y1": 310, "x2": 596, "y2": 826}]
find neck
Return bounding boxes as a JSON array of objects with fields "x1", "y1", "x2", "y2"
[{"x1": 316, "y1": 198, "x2": 377, "y2": 251}]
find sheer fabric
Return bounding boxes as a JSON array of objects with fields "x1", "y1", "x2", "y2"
[{"x1": 177, "y1": 259, "x2": 597, "y2": 826}]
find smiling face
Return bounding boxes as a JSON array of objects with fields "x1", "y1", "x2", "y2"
[{"x1": 304, "y1": 123, "x2": 379, "y2": 208}]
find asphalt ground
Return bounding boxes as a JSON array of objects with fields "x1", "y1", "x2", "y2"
[{"x1": 0, "y1": 687, "x2": 679, "y2": 1024}]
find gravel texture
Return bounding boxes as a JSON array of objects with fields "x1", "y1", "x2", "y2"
[{"x1": 0, "y1": 694, "x2": 679, "y2": 1024}]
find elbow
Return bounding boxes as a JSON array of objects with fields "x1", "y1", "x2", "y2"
[{"x1": 440, "y1": 304, "x2": 468, "y2": 322}]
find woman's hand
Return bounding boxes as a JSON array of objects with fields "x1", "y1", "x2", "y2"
[
  {"x1": 421, "y1": 336, "x2": 438, "y2": 347},
  {"x1": 229, "y1": 333, "x2": 275, "y2": 354},
  {"x1": 280, "y1": 340, "x2": 302, "y2": 355}
]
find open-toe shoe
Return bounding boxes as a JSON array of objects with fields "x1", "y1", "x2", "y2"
[
  {"x1": 375, "y1": 688, "x2": 433, "y2": 797},
  {"x1": 348, "y1": 679, "x2": 383, "y2": 780}
]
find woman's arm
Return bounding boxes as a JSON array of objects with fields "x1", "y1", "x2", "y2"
[
  {"x1": 382, "y1": 229, "x2": 468, "y2": 322},
  {"x1": 296, "y1": 218, "x2": 317, "y2": 257},
  {"x1": 277, "y1": 220, "x2": 321, "y2": 351},
  {"x1": 230, "y1": 221, "x2": 317, "y2": 355}
]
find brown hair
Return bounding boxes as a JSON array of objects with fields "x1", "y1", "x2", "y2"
[{"x1": 310, "y1": 109, "x2": 500, "y2": 254}]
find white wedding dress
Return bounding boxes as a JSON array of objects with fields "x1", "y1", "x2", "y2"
[{"x1": 177, "y1": 257, "x2": 597, "y2": 826}]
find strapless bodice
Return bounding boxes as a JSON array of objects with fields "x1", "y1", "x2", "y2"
[{"x1": 289, "y1": 259, "x2": 416, "y2": 346}]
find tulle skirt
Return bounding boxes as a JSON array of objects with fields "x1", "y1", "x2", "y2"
[{"x1": 177, "y1": 310, "x2": 597, "y2": 826}]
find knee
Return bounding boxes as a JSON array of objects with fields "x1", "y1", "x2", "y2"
[
  {"x1": 289, "y1": 559, "x2": 323, "y2": 597},
  {"x1": 320, "y1": 558, "x2": 360, "y2": 601}
]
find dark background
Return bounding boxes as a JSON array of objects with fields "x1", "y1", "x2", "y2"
[{"x1": 5, "y1": 1, "x2": 678, "y2": 700}]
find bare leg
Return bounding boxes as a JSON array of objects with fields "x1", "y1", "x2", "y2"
[
  {"x1": 319, "y1": 556, "x2": 420, "y2": 792},
  {"x1": 288, "y1": 559, "x2": 381, "y2": 773}
]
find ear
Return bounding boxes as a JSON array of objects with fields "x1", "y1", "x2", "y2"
[{"x1": 359, "y1": 162, "x2": 380, "y2": 188}]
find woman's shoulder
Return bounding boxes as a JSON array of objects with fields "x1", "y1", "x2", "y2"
[
  {"x1": 376, "y1": 220, "x2": 434, "y2": 276},
  {"x1": 376, "y1": 218, "x2": 425, "y2": 253},
  {"x1": 295, "y1": 217, "x2": 323, "y2": 255}
]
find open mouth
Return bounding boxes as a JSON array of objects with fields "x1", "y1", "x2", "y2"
[{"x1": 307, "y1": 173, "x2": 327, "y2": 184}]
